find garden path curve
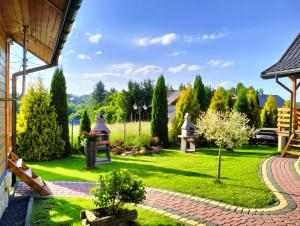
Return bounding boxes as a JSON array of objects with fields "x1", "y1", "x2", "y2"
[{"x1": 14, "y1": 156, "x2": 300, "y2": 226}]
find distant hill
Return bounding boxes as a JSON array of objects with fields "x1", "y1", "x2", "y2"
[{"x1": 67, "y1": 94, "x2": 92, "y2": 105}]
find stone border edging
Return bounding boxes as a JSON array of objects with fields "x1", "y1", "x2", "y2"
[
  {"x1": 24, "y1": 195, "x2": 34, "y2": 226},
  {"x1": 294, "y1": 159, "x2": 300, "y2": 178}
]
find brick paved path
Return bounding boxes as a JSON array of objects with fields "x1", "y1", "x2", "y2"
[{"x1": 15, "y1": 156, "x2": 300, "y2": 226}]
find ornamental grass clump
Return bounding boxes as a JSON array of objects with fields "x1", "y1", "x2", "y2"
[
  {"x1": 91, "y1": 169, "x2": 146, "y2": 216},
  {"x1": 196, "y1": 110, "x2": 255, "y2": 182}
]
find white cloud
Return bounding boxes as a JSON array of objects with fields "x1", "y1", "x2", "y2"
[
  {"x1": 202, "y1": 32, "x2": 229, "y2": 40},
  {"x1": 69, "y1": 22, "x2": 77, "y2": 36},
  {"x1": 83, "y1": 72, "x2": 120, "y2": 80},
  {"x1": 112, "y1": 63, "x2": 134, "y2": 70},
  {"x1": 65, "y1": 49, "x2": 75, "y2": 55},
  {"x1": 168, "y1": 64, "x2": 187, "y2": 73},
  {"x1": 168, "y1": 50, "x2": 186, "y2": 57},
  {"x1": 221, "y1": 61, "x2": 234, "y2": 67},
  {"x1": 135, "y1": 33, "x2": 176, "y2": 47},
  {"x1": 219, "y1": 81, "x2": 232, "y2": 88},
  {"x1": 96, "y1": 50, "x2": 102, "y2": 55},
  {"x1": 208, "y1": 59, "x2": 221, "y2": 66},
  {"x1": 183, "y1": 32, "x2": 229, "y2": 43},
  {"x1": 112, "y1": 63, "x2": 135, "y2": 76},
  {"x1": 85, "y1": 33, "x2": 103, "y2": 43},
  {"x1": 133, "y1": 65, "x2": 163, "y2": 75},
  {"x1": 208, "y1": 59, "x2": 234, "y2": 68},
  {"x1": 187, "y1": 64, "x2": 202, "y2": 71},
  {"x1": 77, "y1": 54, "x2": 92, "y2": 60},
  {"x1": 58, "y1": 55, "x2": 63, "y2": 64},
  {"x1": 167, "y1": 64, "x2": 202, "y2": 73}
]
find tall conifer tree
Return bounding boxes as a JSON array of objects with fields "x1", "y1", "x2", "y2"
[
  {"x1": 261, "y1": 95, "x2": 278, "y2": 128},
  {"x1": 247, "y1": 89, "x2": 261, "y2": 128},
  {"x1": 50, "y1": 68, "x2": 71, "y2": 156},
  {"x1": 234, "y1": 89, "x2": 249, "y2": 116},
  {"x1": 151, "y1": 75, "x2": 168, "y2": 146},
  {"x1": 208, "y1": 87, "x2": 226, "y2": 112},
  {"x1": 193, "y1": 75, "x2": 206, "y2": 111}
]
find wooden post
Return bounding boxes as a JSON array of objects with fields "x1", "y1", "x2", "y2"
[
  {"x1": 5, "y1": 38, "x2": 10, "y2": 160},
  {"x1": 292, "y1": 78, "x2": 296, "y2": 133}
]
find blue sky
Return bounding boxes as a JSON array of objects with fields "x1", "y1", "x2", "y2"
[{"x1": 11, "y1": 0, "x2": 300, "y2": 99}]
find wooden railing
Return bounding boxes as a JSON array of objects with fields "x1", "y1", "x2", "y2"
[{"x1": 277, "y1": 108, "x2": 300, "y2": 136}]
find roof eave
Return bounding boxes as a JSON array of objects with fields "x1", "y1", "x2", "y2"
[
  {"x1": 261, "y1": 68, "x2": 300, "y2": 79},
  {"x1": 51, "y1": 0, "x2": 82, "y2": 65}
]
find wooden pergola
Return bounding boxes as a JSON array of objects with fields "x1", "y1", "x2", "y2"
[{"x1": 261, "y1": 33, "x2": 300, "y2": 157}]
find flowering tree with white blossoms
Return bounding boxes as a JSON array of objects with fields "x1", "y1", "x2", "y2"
[{"x1": 196, "y1": 110, "x2": 255, "y2": 182}]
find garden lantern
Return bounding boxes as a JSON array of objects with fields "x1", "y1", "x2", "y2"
[
  {"x1": 133, "y1": 103, "x2": 148, "y2": 136},
  {"x1": 92, "y1": 112, "x2": 111, "y2": 163},
  {"x1": 178, "y1": 113, "x2": 196, "y2": 153}
]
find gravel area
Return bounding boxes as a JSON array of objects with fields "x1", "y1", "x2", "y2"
[{"x1": 0, "y1": 196, "x2": 29, "y2": 226}]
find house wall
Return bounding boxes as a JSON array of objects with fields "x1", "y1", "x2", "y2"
[
  {"x1": 0, "y1": 21, "x2": 8, "y2": 218},
  {"x1": 168, "y1": 104, "x2": 176, "y2": 122}
]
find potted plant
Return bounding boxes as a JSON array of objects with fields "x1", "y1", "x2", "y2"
[
  {"x1": 80, "y1": 131, "x2": 99, "y2": 169},
  {"x1": 81, "y1": 169, "x2": 146, "y2": 226}
]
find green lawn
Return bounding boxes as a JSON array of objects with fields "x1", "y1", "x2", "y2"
[
  {"x1": 28, "y1": 145, "x2": 278, "y2": 208},
  {"x1": 31, "y1": 198, "x2": 184, "y2": 226}
]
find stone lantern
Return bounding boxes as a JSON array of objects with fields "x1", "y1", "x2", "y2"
[
  {"x1": 178, "y1": 113, "x2": 196, "y2": 153},
  {"x1": 92, "y1": 113, "x2": 111, "y2": 163}
]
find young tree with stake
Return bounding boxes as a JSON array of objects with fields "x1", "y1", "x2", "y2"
[{"x1": 196, "y1": 110, "x2": 254, "y2": 182}]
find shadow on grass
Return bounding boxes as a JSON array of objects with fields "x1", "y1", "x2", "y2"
[
  {"x1": 196, "y1": 145, "x2": 278, "y2": 158},
  {"x1": 31, "y1": 157, "x2": 215, "y2": 182},
  {"x1": 31, "y1": 198, "x2": 85, "y2": 225}
]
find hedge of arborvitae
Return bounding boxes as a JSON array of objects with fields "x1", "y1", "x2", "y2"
[
  {"x1": 193, "y1": 75, "x2": 206, "y2": 111},
  {"x1": 50, "y1": 68, "x2": 71, "y2": 156},
  {"x1": 16, "y1": 81, "x2": 65, "y2": 161},
  {"x1": 247, "y1": 89, "x2": 261, "y2": 128},
  {"x1": 225, "y1": 90, "x2": 235, "y2": 110},
  {"x1": 151, "y1": 75, "x2": 169, "y2": 146},
  {"x1": 261, "y1": 95, "x2": 278, "y2": 128},
  {"x1": 208, "y1": 87, "x2": 227, "y2": 112},
  {"x1": 78, "y1": 110, "x2": 91, "y2": 142},
  {"x1": 171, "y1": 86, "x2": 200, "y2": 143},
  {"x1": 234, "y1": 88, "x2": 249, "y2": 115}
]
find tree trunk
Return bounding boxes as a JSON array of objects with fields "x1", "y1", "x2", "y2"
[{"x1": 217, "y1": 146, "x2": 222, "y2": 181}]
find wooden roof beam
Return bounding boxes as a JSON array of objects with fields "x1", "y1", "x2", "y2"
[
  {"x1": 42, "y1": 0, "x2": 63, "y2": 14},
  {"x1": 12, "y1": 34, "x2": 53, "y2": 64},
  {"x1": 13, "y1": 33, "x2": 53, "y2": 51}
]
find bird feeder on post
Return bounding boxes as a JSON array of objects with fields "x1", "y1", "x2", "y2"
[
  {"x1": 178, "y1": 113, "x2": 196, "y2": 153},
  {"x1": 92, "y1": 113, "x2": 111, "y2": 163}
]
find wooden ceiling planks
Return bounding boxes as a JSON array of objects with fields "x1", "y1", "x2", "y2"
[{"x1": 0, "y1": 0, "x2": 67, "y2": 64}]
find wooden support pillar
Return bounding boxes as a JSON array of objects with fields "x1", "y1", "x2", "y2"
[
  {"x1": 290, "y1": 75, "x2": 300, "y2": 134},
  {"x1": 292, "y1": 78, "x2": 297, "y2": 133},
  {"x1": 5, "y1": 38, "x2": 10, "y2": 160}
]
